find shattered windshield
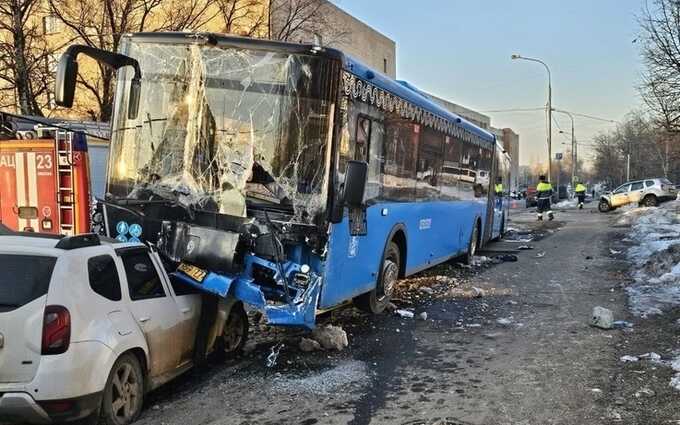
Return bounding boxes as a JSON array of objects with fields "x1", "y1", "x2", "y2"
[{"x1": 108, "y1": 39, "x2": 338, "y2": 223}]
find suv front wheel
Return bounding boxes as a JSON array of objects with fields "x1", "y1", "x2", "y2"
[
  {"x1": 101, "y1": 353, "x2": 144, "y2": 425},
  {"x1": 598, "y1": 200, "x2": 611, "y2": 213},
  {"x1": 642, "y1": 195, "x2": 658, "y2": 207}
]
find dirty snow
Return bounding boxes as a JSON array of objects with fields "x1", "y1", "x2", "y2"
[
  {"x1": 620, "y1": 201, "x2": 680, "y2": 317},
  {"x1": 554, "y1": 198, "x2": 578, "y2": 208}
]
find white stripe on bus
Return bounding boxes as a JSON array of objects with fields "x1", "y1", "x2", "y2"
[{"x1": 15, "y1": 152, "x2": 26, "y2": 230}]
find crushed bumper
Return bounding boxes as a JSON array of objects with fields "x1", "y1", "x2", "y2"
[
  {"x1": 172, "y1": 255, "x2": 322, "y2": 329},
  {"x1": 0, "y1": 393, "x2": 50, "y2": 424}
]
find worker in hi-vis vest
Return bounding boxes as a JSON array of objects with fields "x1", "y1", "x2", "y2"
[
  {"x1": 536, "y1": 175, "x2": 554, "y2": 221},
  {"x1": 495, "y1": 177, "x2": 504, "y2": 196},
  {"x1": 575, "y1": 181, "x2": 587, "y2": 209}
]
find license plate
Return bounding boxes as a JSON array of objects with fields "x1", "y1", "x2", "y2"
[{"x1": 178, "y1": 263, "x2": 207, "y2": 282}]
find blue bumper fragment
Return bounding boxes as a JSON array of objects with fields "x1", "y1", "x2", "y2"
[{"x1": 171, "y1": 270, "x2": 321, "y2": 329}]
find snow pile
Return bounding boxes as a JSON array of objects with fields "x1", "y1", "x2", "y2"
[
  {"x1": 554, "y1": 198, "x2": 577, "y2": 208},
  {"x1": 623, "y1": 201, "x2": 680, "y2": 317}
]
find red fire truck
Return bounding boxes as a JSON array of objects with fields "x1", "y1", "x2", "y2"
[{"x1": 0, "y1": 121, "x2": 94, "y2": 235}]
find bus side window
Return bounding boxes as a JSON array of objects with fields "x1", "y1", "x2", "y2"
[
  {"x1": 382, "y1": 116, "x2": 417, "y2": 201},
  {"x1": 441, "y1": 135, "x2": 462, "y2": 200},
  {"x1": 416, "y1": 127, "x2": 443, "y2": 201}
]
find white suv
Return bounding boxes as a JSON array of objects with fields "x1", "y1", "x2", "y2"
[
  {"x1": 598, "y1": 177, "x2": 677, "y2": 212},
  {"x1": 0, "y1": 230, "x2": 247, "y2": 424}
]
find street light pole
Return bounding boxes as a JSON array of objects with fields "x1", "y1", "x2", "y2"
[{"x1": 511, "y1": 54, "x2": 552, "y2": 183}]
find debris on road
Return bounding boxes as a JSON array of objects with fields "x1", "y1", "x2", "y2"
[
  {"x1": 518, "y1": 245, "x2": 534, "y2": 250},
  {"x1": 591, "y1": 306, "x2": 614, "y2": 329},
  {"x1": 496, "y1": 317, "x2": 513, "y2": 326},
  {"x1": 620, "y1": 355, "x2": 640, "y2": 363},
  {"x1": 311, "y1": 325, "x2": 349, "y2": 351},
  {"x1": 610, "y1": 249, "x2": 622, "y2": 255},
  {"x1": 612, "y1": 320, "x2": 634, "y2": 329},
  {"x1": 299, "y1": 337, "x2": 322, "y2": 352},
  {"x1": 495, "y1": 254, "x2": 518, "y2": 262},
  {"x1": 536, "y1": 252, "x2": 546, "y2": 258},
  {"x1": 419, "y1": 286, "x2": 434, "y2": 295},
  {"x1": 634, "y1": 387, "x2": 656, "y2": 398},
  {"x1": 396, "y1": 309, "x2": 415, "y2": 319},
  {"x1": 446, "y1": 286, "x2": 513, "y2": 299},
  {"x1": 418, "y1": 311, "x2": 428, "y2": 321},
  {"x1": 266, "y1": 343, "x2": 284, "y2": 367}
]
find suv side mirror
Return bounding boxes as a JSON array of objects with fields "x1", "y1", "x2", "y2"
[
  {"x1": 343, "y1": 161, "x2": 368, "y2": 207},
  {"x1": 55, "y1": 53, "x2": 78, "y2": 107}
]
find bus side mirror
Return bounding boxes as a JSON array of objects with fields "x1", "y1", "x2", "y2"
[
  {"x1": 55, "y1": 53, "x2": 78, "y2": 107},
  {"x1": 128, "y1": 78, "x2": 141, "y2": 119},
  {"x1": 343, "y1": 160, "x2": 368, "y2": 207}
]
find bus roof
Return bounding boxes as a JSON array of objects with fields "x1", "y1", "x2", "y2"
[{"x1": 342, "y1": 54, "x2": 496, "y2": 146}]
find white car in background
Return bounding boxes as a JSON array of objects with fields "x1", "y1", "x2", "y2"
[{"x1": 0, "y1": 228, "x2": 247, "y2": 425}]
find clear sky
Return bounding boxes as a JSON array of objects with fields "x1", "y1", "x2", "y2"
[{"x1": 332, "y1": 0, "x2": 644, "y2": 166}]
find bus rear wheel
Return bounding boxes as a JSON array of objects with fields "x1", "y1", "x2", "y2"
[
  {"x1": 355, "y1": 242, "x2": 400, "y2": 314},
  {"x1": 464, "y1": 222, "x2": 480, "y2": 265}
]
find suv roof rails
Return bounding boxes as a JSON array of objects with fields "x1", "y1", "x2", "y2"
[{"x1": 55, "y1": 233, "x2": 101, "y2": 250}]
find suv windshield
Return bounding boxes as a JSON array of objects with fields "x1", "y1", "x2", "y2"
[
  {"x1": 0, "y1": 254, "x2": 57, "y2": 312},
  {"x1": 108, "y1": 38, "x2": 339, "y2": 223}
]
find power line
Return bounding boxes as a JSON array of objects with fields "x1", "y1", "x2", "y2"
[{"x1": 481, "y1": 107, "x2": 619, "y2": 124}]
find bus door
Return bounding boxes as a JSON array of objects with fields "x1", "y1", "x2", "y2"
[{"x1": 321, "y1": 114, "x2": 385, "y2": 308}]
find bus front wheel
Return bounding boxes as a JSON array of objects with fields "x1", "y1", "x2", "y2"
[{"x1": 355, "y1": 241, "x2": 401, "y2": 314}]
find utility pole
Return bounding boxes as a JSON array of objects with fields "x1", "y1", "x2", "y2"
[
  {"x1": 553, "y1": 109, "x2": 575, "y2": 186},
  {"x1": 511, "y1": 54, "x2": 552, "y2": 183}
]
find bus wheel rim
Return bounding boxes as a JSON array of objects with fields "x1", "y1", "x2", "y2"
[{"x1": 382, "y1": 260, "x2": 399, "y2": 299}]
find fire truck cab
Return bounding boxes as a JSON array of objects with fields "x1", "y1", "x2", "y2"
[{"x1": 0, "y1": 123, "x2": 92, "y2": 235}]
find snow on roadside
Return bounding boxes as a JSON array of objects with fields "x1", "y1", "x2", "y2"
[
  {"x1": 554, "y1": 198, "x2": 577, "y2": 209},
  {"x1": 620, "y1": 201, "x2": 680, "y2": 317}
]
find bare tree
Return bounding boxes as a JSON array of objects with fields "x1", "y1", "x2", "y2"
[
  {"x1": 215, "y1": 0, "x2": 265, "y2": 36},
  {"x1": 639, "y1": 0, "x2": 680, "y2": 132},
  {"x1": 47, "y1": 0, "x2": 215, "y2": 121},
  {"x1": 0, "y1": 0, "x2": 61, "y2": 116},
  {"x1": 268, "y1": 0, "x2": 348, "y2": 44}
]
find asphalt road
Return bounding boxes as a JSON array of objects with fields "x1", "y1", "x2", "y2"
[{"x1": 130, "y1": 205, "x2": 680, "y2": 424}]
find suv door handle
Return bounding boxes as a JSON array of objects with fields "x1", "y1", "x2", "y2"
[
  {"x1": 138, "y1": 316, "x2": 151, "y2": 323},
  {"x1": 180, "y1": 308, "x2": 191, "y2": 314}
]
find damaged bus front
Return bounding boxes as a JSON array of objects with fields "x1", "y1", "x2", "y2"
[{"x1": 55, "y1": 33, "x2": 349, "y2": 329}]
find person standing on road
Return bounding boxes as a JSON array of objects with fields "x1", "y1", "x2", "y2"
[
  {"x1": 575, "y1": 181, "x2": 587, "y2": 209},
  {"x1": 536, "y1": 175, "x2": 554, "y2": 221}
]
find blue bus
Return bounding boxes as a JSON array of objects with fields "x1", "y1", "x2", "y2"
[{"x1": 54, "y1": 33, "x2": 510, "y2": 330}]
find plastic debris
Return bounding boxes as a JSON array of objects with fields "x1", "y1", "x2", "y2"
[
  {"x1": 311, "y1": 325, "x2": 349, "y2": 351},
  {"x1": 671, "y1": 374, "x2": 680, "y2": 391},
  {"x1": 299, "y1": 337, "x2": 322, "y2": 352},
  {"x1": 266, "y1": 343, "x2": 284, "y2": 368},
  {"x1": 620, "y1": 355, "x2": 640, "y2": 363},
  {"x1": 419, "y1": 286, "x2": 434, "y2": 295},
  {"x1": 517, "y1": 245, "x2": 534, "y2": 250},
  {"x1": 495, "y1": 254, "x2": 518, "y2": 262},
  {"x1": 635, "y1": 387, "x2": 656, "y2": 398},
  {"x1": 419, "y1": 312, "x2": 428, "y2": 321},
  {"x1": 536, "y1": 252, "x2": 546, "y2": 258},
  {"x1": 610, "y1": 249, "x2": 622, "y2": 255},
  {"x1": 396, "y1": 309, "x2": 415, "y2": 318},
  {"x1": 496, "y1": 317, "x2": 513, "y2": 326},
  {"x1": 591, "y1": 306, "x2": 614, "y2": 329},
  {"x1": 612, "y1": 320, "x2": 634, "y2": 329}
]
